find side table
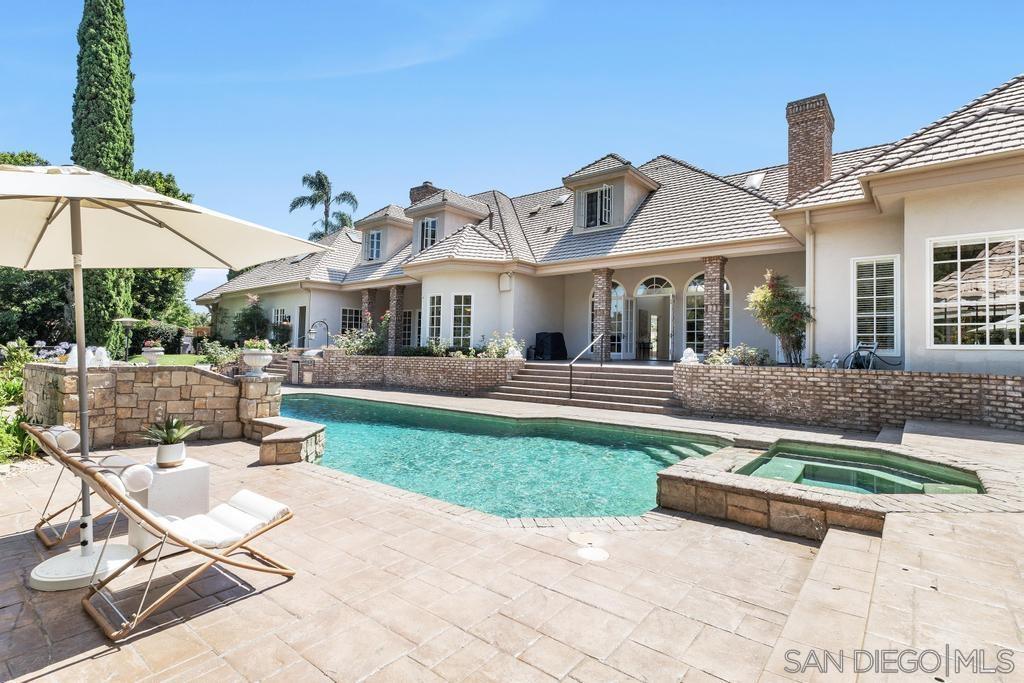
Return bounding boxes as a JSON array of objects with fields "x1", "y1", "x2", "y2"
[{"x1": 128, "y1": 457, "x2": 210, "y2": 560}]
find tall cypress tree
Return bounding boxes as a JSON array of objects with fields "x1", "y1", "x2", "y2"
[{"x1": 71, "y1": 0, "x2": 135, "y2": 356}]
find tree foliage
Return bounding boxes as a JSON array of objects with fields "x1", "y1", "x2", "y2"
[
  {"x1": 0, "y1": 151, "x2": 50, "y2": 166},
  {"x1": 232, "y1": 295, "x2": 269, "y2": 340},
  {"x1": 289, "y1": 170, "x2": 358, "y2": 241},
  {"x1": 71, "y1": 0, "x2": 134, "y2": 179},
  {"x1": 72, "y1": 0, "x2": 136, "y2": 357},
  {"x1": 746, "y1": 270, "x2": 814, "y2": 365},
  {"x1": 129, "y1": 170, "x2": 195, "y2": 326}
]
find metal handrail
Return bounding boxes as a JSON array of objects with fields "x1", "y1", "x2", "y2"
[{"x1": 569, "y1": 333, "x2": 604, "y2": 400}]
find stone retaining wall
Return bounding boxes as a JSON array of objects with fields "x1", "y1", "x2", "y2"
[
  {"x1": 23, "y1": 363, "x2": 282, "y2": 448},
  {"x1": 673, "y1": 364, "x2": 1024, "y2": 432},
  {"x1": 299, "y1": 351, "x2": 524, "y2": 396}
]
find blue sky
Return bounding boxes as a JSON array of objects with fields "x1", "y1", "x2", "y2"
[{"x1": 3, "y1": 1, "x2": 1022, "y2": 308}]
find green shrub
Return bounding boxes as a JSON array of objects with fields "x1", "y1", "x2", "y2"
[
  {"x1": 746, "y1": 270, "x2": 813, "y2": 365},
  {"x1": 704, "y1": 343, "x2": 771, "y2": 366},
  {"x1": 131, "y1": 321, "x2": 184, "y2": 354},
  {"x1": 232, "y1": 295, "x2": 269, "y2": 340},
  {"x1": 332, "y1": 312, "x2": 390, "y2": 356},
  {"x1": 475, "y1": 331, "x2": 525, "y2": 358},
  {"x1": 0, "y1": 414, "x2": 38, "y2": 462},
  {"x1": 196, "y1": 340, "x2": 240, "y2": 368},
  {"x1": 0, "y1": 339, "x2": 36, "y2": 406}
]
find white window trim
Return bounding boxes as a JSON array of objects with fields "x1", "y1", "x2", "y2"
[
  {"x1": 683, "y1": 271, "x2": 734, "y2": 354},
  {"x1": 577, "y1": 184, "x2": 615, "y2": 231},
  {"x1": 451, "y1": 292, "x2": 473, "y2": 348},
  {"x1": 271, "y1": 307, "x2": 286, "y2": 325},
  {"x1": 401, "y1": 308, "x2": 421, "y2": 347},
  {"x1": 425, "y1": 293, "x2": 443, "y2": 342},
  {"x1": 850, "y1": 255, "x2": 902, "y2": 357},
  {"x1": 419, "y1": 218, "x2": 438, "y2": 251},
  {"x1": 365, "y1": 230, "x2": 382, "y2": 261},
  {"x1": 340, "y1": 307, "x2": 362, "y2": 332},
  {"x1": 925, "y1": 230, "x2": 1023, "y2": 351}
]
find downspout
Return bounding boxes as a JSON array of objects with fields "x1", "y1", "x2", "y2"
[
  {"x1": 299, "y1": 281, "x2": 312, "y2": 348},
  {"x1": 804, "y1": 210, "x2": 816, "y2": 360}
]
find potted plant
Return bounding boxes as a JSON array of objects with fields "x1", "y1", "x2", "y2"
[
  {"x1": 142, "y1": 418, "x2": 204, "y2": 468},
  {"x1": 141, "y1": 339, "x2": 164, "y2": 366},
  {"x1": 241, "y1": 338, "x2": 274, "y2": 376}
]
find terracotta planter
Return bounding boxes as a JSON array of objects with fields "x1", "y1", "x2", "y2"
[
  {"x1": 141, "y1": 347, "x2": 164, "y2": 366},
  {"x1": 155, "y1": 442, "x2": 186, "y2": 468}
]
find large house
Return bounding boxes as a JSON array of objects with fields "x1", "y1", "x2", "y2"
[{"x1": 197, "y1": 73, "x2": 1024, "y2": 374}]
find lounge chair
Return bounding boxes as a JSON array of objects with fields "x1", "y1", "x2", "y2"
[{"x1": 23, "y1": 423, "x2": 295, "y2": 641}]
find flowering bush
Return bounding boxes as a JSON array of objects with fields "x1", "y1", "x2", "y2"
[
  {"x1": 704, "y1": 343, "x2": 771, "y2": 366},
  {"x1": 332, "y1": 312, "x2": 390, "y2": 356},
  {"x1": 197, "y1": 340, "x2": 240, "y2": 368},
  {"x1": 476, "y1": 331, "x2": 525, "y2": 358},
  {"x1": 242, "y1": 338, "x2": 273, "y2": 351},
  {"x1": 746, "y1": 270, "x2": 813, "y2": 365}
]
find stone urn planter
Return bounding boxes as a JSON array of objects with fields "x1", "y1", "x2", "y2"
[
  {"x1": 242, "y1": 349, "x2": 273, "y2": 376},
  {"x1": 141, "y1": 346, "x2": 164, "y2": 366}
]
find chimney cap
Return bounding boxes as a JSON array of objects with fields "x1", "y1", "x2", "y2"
[{"x1": 786, "y1": 93, "x2": 834, "y2": 128}]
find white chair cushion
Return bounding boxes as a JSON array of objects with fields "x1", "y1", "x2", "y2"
[
  {"x1": 169, "y1": 515, "x2": 242, "y2": 549},
  {"x1": 227, "y1": 490, "x2": 290, "y2": 524},
  {"x1": 206, "y1": 503, "x2": 265, "y2": 537}
]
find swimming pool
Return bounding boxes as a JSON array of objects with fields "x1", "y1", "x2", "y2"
[
  {"x1": 281, "y1": 394, "x2": 720, "y2": 517},
  {"x1": 736, "y1": 441, "x2": 983, "y2": 495}
]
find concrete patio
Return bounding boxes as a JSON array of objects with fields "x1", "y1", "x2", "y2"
[{"x1": 1, "y1": 395, "x2": 1022, "y2": 681}]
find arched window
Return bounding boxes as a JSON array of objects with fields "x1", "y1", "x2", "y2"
[
  {"x1": 636, "y1": 276, "x2": 674, "y2": 297},
  {"x1": 591, "y1": 281, "x2": 626, "y2": 355},
  {"x1": 685, "y1": 273, "x2": 731, "y2": 354}
]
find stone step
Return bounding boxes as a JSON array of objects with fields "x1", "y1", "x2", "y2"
[
  {"x1": 758, "y1": 527, "x2": 881, "y2": 681},
  {"x1": 493, "y1": 384, "x2": 673, "y2": 406},
  {"x1": 517, "y1": 369, "x2": 674, "y2": 385},
  {"x1": 485, "y1": 391, "x2": 672, "y2": 414},
  {"x1": 502, "y1": 379, "x2": 675, "y2": 399},
  {"x1": 522, "y1": 362, "x2": 674, "y2": 376}
]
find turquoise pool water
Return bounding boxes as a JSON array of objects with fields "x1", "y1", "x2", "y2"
[
  {"x1": 736, "y1": 441, "x2": 983, "y2": 495},
  {"x1": 281, "y1": 394, "x2": 719, "y2": 517}
]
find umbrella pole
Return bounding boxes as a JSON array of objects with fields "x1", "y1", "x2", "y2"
[{"x1": 70, "y1": 199, "x2": 94, "y2": 557}]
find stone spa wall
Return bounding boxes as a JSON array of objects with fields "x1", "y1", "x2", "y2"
[
  {"x1": 296, "y1": 351, "x2": 524, "y2": 396},
  {"x1": 673, "y1": 364, "x2": 1024, "y2": 432},
  {"x1": 22, "y1": 363, "x2": 283, "y2": 448}
]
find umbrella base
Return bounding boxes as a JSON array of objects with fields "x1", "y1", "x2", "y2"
[{"x1": 29, "y1": 544, "x2": 136, "y2": 592}]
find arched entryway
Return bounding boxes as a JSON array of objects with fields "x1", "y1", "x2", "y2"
[
  {"x1": 634, "y1": 276, "x2": 674, "y2": 360},
  {"x1": 684, "y1": 272, "x2": 732, "y2": 354}
]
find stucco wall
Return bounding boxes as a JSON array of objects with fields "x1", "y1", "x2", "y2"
[
  {"x1": 561, "y1": 253, "x2": 805, "y2": 359},
  {"x1": 810, "y1": 213, "x2": 904, "y2": 365},
  {"x1": 903, "y1": 178, "x2": 1024, "y2": 373},
  {"x1": 213, "y1": 287, "x2": 358, "y2": 347},
  {"x1": 417, "y1": 271, "x2": 512, "y2": 346},
  {"x1": 512, "y1": 274, "x2": 564, "y2": 348}
]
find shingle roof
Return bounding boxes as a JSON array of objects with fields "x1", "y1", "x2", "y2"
[
  {"x1": 354, "y1": 204, "x2": 411, "y2": 225},
  {"x1": 784, "y1": 73, "x2": 1024, "y2": 209},
  {"x1": 344, "y1": 243, "x2": 412, "y2": 282},
  {"x1": 405, "y1": 188, "x2": 490, "y2": 216},
  {"x1": 511, "y1": 155, "x2": 784, "y2": 264},
  {"x1": 407, "y1": 223, "x2": 510, "y2": 265},
  {"x1": 722, "y1": 143, "x2": 891, "y2": 204},
  {"x1": 470, "y1": 190, "x2": 536, "y2": 262},
  {"x1": 195, "y1": 229, "x2": 362, "y2": 302},
  {"x1": 563, "y1": 153, "x2": 632, "y2": 181}
]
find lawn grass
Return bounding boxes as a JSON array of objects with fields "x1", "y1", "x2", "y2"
[{"x1": 126, "y1": 354, "x2": 202, "y2": 366}]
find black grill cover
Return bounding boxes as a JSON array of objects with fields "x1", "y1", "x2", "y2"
[{"x1": 534, "y1": 332, "x2": 568, "y2": 361}]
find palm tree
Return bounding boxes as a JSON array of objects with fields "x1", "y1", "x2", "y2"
[
  {"x1": 288, "y1": 170, "x2": 358, "y2": 241},
  {"x1": 307, "y1": 210, "x2": 354, "y2": 241}
]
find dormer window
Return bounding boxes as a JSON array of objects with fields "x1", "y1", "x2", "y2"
[
  {"x1": 419, "y1": 217, "x2": 438, "y2": 250},
  {"x1": 365, "y1": 230, "x2": 382, "y2": 261},
  {"x1": 583, "y1": 185, "x2": 612, "y2": 228}
]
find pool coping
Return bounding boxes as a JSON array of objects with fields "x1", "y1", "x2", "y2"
[{"x1": 280, "y1": 387, "x2": 1024, "y2": 534}]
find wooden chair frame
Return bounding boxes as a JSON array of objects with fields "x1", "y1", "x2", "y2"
[{"x1": 23, "y1": 424, "x2": 295, "y2": 642}]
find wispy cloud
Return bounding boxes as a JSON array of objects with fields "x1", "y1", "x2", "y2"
[{"x1": 148, "y1": 1, "x2": 544, "y2": 85}]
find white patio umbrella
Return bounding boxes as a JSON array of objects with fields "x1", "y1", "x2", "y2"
[{"x1": 0, "y1": 165, "x2": 325, "y2": 590}]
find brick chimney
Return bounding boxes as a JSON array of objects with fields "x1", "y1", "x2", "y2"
[
  {"x1": 786, "y1": 94, "x2": 834, "y2": 201},
  {"x1": 409, "y1": 181, "x2": 441, "y2": 205}
]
